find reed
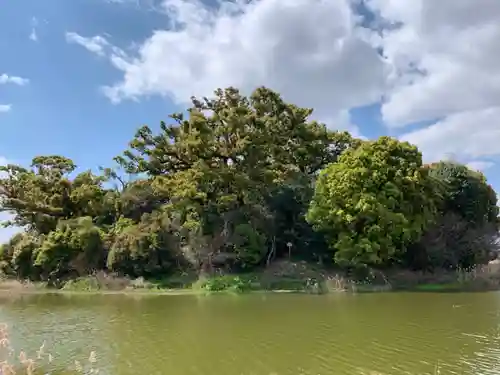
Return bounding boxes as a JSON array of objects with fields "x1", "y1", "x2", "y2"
[{"x1": 0, "y1": 323, "x2": 99, "y2": 375}]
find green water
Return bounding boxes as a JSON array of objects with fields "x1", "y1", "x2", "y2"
[{"x1": 1, "y1": 292, "x2": 500, "y2": 375}]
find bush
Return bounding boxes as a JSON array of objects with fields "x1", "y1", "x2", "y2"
[
  {"x1": 61, "y1": 277, "x2": 101, "y2": 292},
  {"x1": 34, "y1": 217, "x2": 105, "y2": 282},
  {"x1": 405, "y1": 162, "x2": 499, "y2": 270},
  {"x1": 0, "y1": 233, "x2": 40, "y2": 279},
  {"x1": 193, "y1": 275, "x2": 253, "y2": 293},
  {"x1": 307, "y1": 136, "x2": 438, "y2": 266}
]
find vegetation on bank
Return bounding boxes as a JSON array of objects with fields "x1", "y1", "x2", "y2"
[
  {"x1": 0, "y1": 87, "x2": 498, "y2": 290},
  {"x1": 3, "y1": 260, "x2": 500, "y2": 296}
]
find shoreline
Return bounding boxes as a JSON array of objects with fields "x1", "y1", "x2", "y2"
[
  {"x1": 0, "y1": 286, "x2": 311, "y2": 297},
  {"x1": 0, "y1": 281, "x2": 497, "y2": 297},
  {"x1": 2, "y1": 261, "x2": 500, "y2": 297}
]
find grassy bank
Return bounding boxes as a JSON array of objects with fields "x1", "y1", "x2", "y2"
[{"x1": 2, "y1": 261, "x2": 500, "y2": 296}]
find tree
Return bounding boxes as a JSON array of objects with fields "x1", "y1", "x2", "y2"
[
  {"x1": 34, "y1": 217, "x2": 105, "y2": 281},
  {"x1": 0, "y1": 233, "x2": 40, "y2": 279},
  {"x1": 406, "y1": 162, "x2": 499, "y2": 270},
  {"x1": 116, "y1": 87, "x2": 357, "y2": 271},
  {"x1": 428, "y1": 162, "x2": 498, "y2": 227},
  {"x1": 106, "y1": 212, "x2": 177, "y2": 277},
  {"x1": 0, "y1": 156, "x2": 111, "y2": 234},
  {"x1": 306, "y1": 136, "x2": 438, "y2": 266},
  {"x1": 3, "y1": 87, "x2": 495, "y2": 283}
]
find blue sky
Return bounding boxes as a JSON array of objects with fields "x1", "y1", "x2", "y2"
[
  {"x1": 1, "y1": 0, "x2": 500, "y2": 241},
  {"x1": 0, "y1": 0, "x2": 174, "y2": 169}
]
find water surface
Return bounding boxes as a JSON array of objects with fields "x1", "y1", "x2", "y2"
[{"x1": 1, "y1": 292, "x2": 500, "y2": 375}]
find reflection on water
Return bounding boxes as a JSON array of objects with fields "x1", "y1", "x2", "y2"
[{"x1": 0, "y1": 292, "x2": 499, "y2": 375}]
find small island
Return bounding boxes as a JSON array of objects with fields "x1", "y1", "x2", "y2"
[{"x1": 0, "y1": 87, "x2": 498, "y2": 295}]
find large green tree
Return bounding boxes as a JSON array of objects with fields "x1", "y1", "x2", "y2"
[
  {"x1": 34, "y1": 217, "x2": 105, "y2": 281},
  {"x1": 307, "y1": 136, "x2": 438, "y2": 266},
  {"x1": 428, "y1": 162, "x2": 498, "y2": 226},
  {"x1": 0, "y1": 156, "x2": 112, "y2": 234},
  {"x1": 116, "y1": 87, "x2": 357, "y2": 271},
  {"x1": 406, "y1": 162, "x2": 499, "y2": 270},
  {"x1": 3, "y1": 86, "x2": 496, "y2": 283}
]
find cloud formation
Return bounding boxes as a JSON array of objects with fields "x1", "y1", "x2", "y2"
[
  {"x1": 30, "y1": 17, "x2": 38, "y2": 41},
  {"x1": 0, "y1": 104, "x2": 12, "y2": 113},
  {"x1": 66, "y1": 32, "x2": 110, "y2": 56},
  {"x1": 368, "y1": 0, "x2": 500, "y2": 127},
  {"x1": 400, "y1": 107, "x2": 500, "y2": 162},
  {"x1": 0, "y1": 73, "x2": 28, "y2": 114},
  {"x1": 466, "y1": 161, "x2": 495, "y2": 173},
  {"x1": 68, "y1": 0, "x2": 388, "y2": 133},
  {"x1": 0, "y1": 74, "x2": 29, "y2": 86},
  {"x1": 67, "y1": 0, "x2": 500, "y2": 166},
  {"x1": 369, "y1": 0, "x2": 500, "y2": 165}
]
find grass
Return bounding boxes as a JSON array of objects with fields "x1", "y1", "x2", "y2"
[
  {"x1": 0, "y1": 323, "x2": 99, "y2": 375},
  {"x1": 3, "y1": 261, "x2": 500, "y2": 296},
  {"x1": 192, "y1": 275, "x2": 254, "y2": 294},
  {"x1": 387, "y1": 263, "x2": 500, "y2": 292},
  {"x1": 412, "y1": 283, "x2": 462, "y2": 292}
]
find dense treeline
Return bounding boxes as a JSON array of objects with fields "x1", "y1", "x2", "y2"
[{"x1": 0, "y1": 87, "x2": 498, "y2": 284}]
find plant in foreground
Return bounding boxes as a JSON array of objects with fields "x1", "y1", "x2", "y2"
[{"x1": 0, "y1": 323, "x2": 99, "y2": 375}]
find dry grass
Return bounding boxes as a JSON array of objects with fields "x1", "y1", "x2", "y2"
[
  {"x1": 0, "y1": 279, "x2": 40, "y2": 292},
  {"x1": 383, "y1": 261, "x2": 500, "y2": 291},
  {"x1": 0, "y1": 323, "x2": 99, "y2": 375},
  {"x1": 455, "y1": 263, "x2": 500, "y2": 290},
  {"x1": 3, "y1": 260, "x2": 500, "y2": 296}
]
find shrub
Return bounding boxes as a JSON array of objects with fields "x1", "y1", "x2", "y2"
[{"x1": 193, "y1": 275, "x2": 253, "y2": 293}]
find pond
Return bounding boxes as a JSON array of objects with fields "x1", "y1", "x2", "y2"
[{"x1": 1, "y1": 292, "x2": 500, "y2": 375}]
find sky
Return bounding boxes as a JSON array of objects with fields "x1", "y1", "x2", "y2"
[{"x1": 1, "y1": 0, "x2": 500, "y2": 242}]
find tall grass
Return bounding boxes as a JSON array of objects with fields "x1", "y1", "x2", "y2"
[
  {"x1": 3, "y1": 260, "x2": 500, "y2": 296},
  {"x1": 455, "y1": 263, "x2": 500, "y2": 290},
  {"x1": 0, "y1": 323, "x2": 99, "y2": 375}
]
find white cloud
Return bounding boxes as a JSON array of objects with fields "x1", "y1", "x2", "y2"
[
  {"x1": 319, "y1": 110, "x2": 366, "y2": 139},
  {"x1": 30, "y1": 29, "x2": 38, "y2": 42},
  {"x1": 0, "y1": 74, "x2": 29, "y2": 86},
  {"x1": 466, "y1": 161, "x2": 495, "y2": 172},
  {"x1": 368, "y1": 0, "x2": 500, "y2": 127},
  {"x1": 0, "y1": 104, "x2": 12, "y2": 113},
  {"x1": 364, "y1": 0, "x2": 500, "y2": 169},
  {"x1": 69, "y1": 0, "x2": 500, "y2": 167},
  {"x1": 65, "y1": 32, "x2": 110, "y2": 56},
  {"x1": 401, "y1": 107, "x2": 500, "y2": 162},
  {"x1": 69, "y1": 0, "x2": 388, "y2": 134},
  {"x1": 29, "y1": 17, "x2": 38, "y2": 41}
]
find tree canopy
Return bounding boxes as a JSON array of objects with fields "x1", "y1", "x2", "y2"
[
  {"x1": 0, "y1": 87, "x2": 497, "y2": 283},
  {"x1": 306, "y1": 137, "x2": 439, "y2": 266}
]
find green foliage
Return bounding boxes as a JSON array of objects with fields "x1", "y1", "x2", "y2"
[
  {"x1": 428, "y1": 161, "x2": 498, "y2": 226},
  {"x1": 194, "y1": 275, "x2": 253, "y2": 293},
  {"x1": 106, "y1": 212, "x2": 176, "y2": 277},
  {"x1": 267, "y1": 181, "x2": 331, "y2": 263},
  {"x1": 0, "y1": 156, "x2": 111, "y2": 234},
  {"x1": 307, "y1": 136, "x2": 438, "y2": 266},
  {"x1": 114, "y1": 86, "x2": 353, "y2": 272},
  {"x1": 34, "y1": 217, "x2": 105, "y2": 281},
  {"x1": 0, "y1": 233, "x2": 40, "y2": 278},
  {"x1": 232, "y1": 223, "x2": 267, "y2": 266},
  {"x1": 0, "y1": 87, "x2": 497, "y2": 284},
  {"x1": 62, "y1": 276, "x2": 102, "y2": 291},
  {"x1": 406, "y1": 162, "x2": 499, "y2": 270}
]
